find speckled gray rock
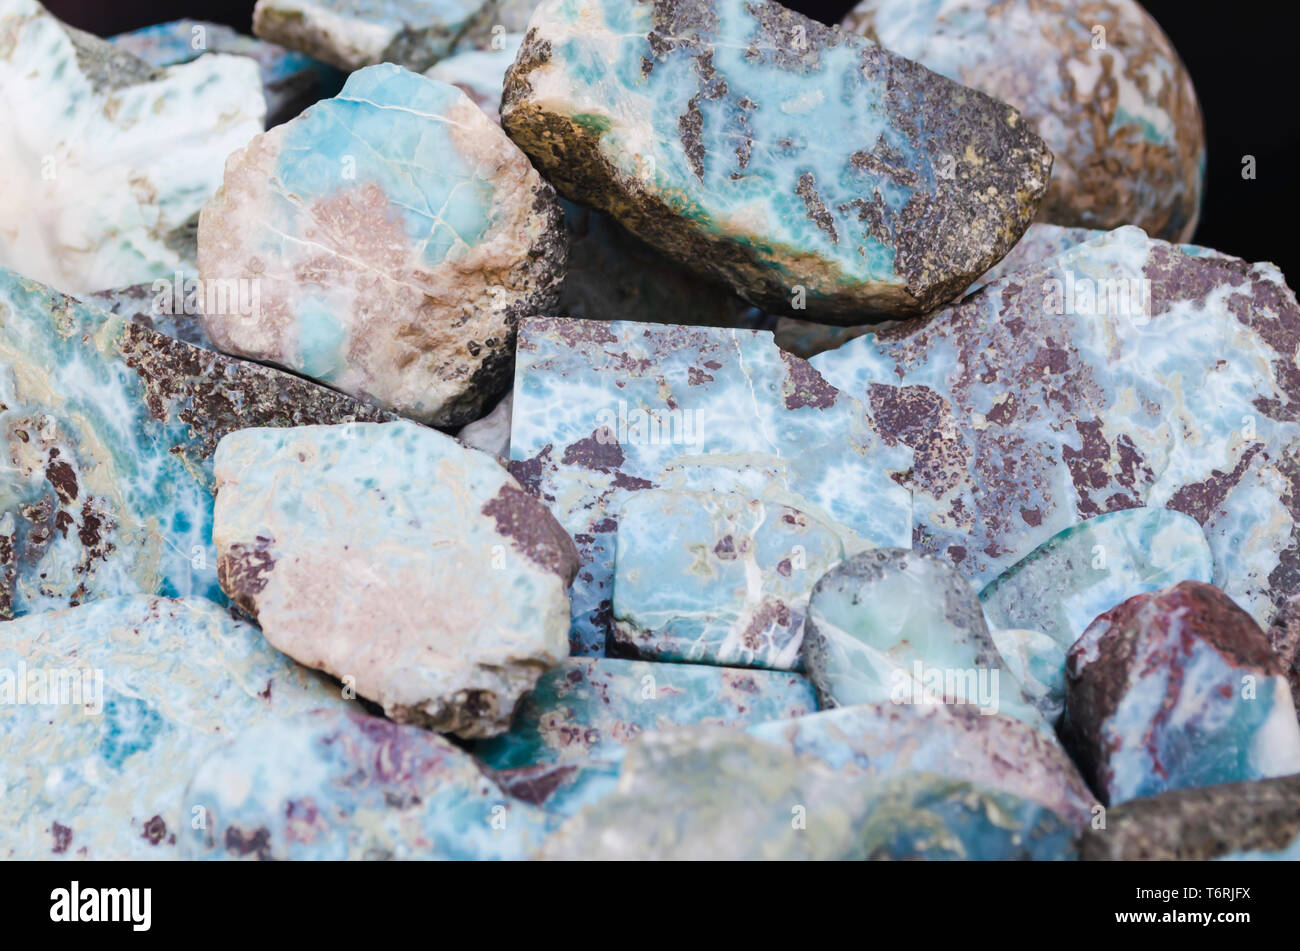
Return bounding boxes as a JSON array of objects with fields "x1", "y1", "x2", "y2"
[{"x1": 1078, "y1": 773, "x2": 1300, "y2": 861}]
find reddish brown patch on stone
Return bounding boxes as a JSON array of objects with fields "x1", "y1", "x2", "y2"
[
  {"x1": 481, "y1": 482, "x2": 580, "y2": 583},
  {"x1": 1167, "y1": 444, "x2": 1261, "y2": 525},
  {"x1": 141, "y1": 814, "x2": 167, "y2": 846},
  {"x1": 561, "y1": 429, "x2": 625, "y2": 472},
  {"x1": 218, "y1": 535, "x2": 277, "y2": 616},
  {"x1": 51, "y1": 822, "x2": 72, "y2": 854},
  {"x1": 778, "y1": 351, "x2": 837, "y2": 410}
]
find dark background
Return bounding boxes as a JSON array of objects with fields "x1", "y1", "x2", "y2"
[{"x1": 46, "y1": 0, "x2": 1297, "y2": 278}]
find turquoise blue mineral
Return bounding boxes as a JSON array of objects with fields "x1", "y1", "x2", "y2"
[
  {"x1": 988, "y1": 628, "x2": 1067, "y2": 722},
  {"x1": 0, "y1": 595, "x2": 345, "y2": 859},
  {"x1": 1066, "y1": 581, "x2": 1300, "y2": 805},
  {"x1": 109, "y1": 18, "x2": 345, "y2": 126},
  {"x1": 511, "y1": 317, "x2": 913, "y2": 654},
  {"x1": 183, "y1": 709, "x2": 552, "y2": 860},
  {"x1": 493, "y1": 759, "x2": 623, "y2": 821},
  {"x1": 473, "y1": 656, "x2": 817, "y2": 770},
  {"x1": 501, "y1": 0, "x2": 1053, "y2": 321},
  {"x1": 801, "y1": 548, "x2": 1049, "y2": 732},
  {"x1": 980, "y1": 507, "x2": 1214, "y2": 652},
  {"x1": 0, "y1": 267, "x2": 388, "y2": 618},
  {"x1": 810, "y1": 226, "x2": 1300, "y2": 641},
  {"x1": 536, "y1": 728, "x2": 1075, "y2": 859},
  {"x1": 611, "y1": 489, "x2": 845, "y2": 669},
  {"x1": 749, "y1": 701, "x2": 1096, "y2": 827}
]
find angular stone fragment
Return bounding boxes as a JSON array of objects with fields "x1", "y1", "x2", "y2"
[
  {"x1": 501, "y1": 0, "x2": 1052, "y2": 322},
  {"x1": 511, "y1": 317, "x2": 913, "y2": 654},
  {"x1": 110, "y1": 18, "x2": 345, "y2": 127},
  {"x1": 611, "y1": 489, "x2": 843, "y2": 669},
  {"x1": 750, "y1": 702, "x2": 1097, "y2": 827},
  {"x1": 0, "y1": 0, "x2": 265, "y2": 294},
  {"x1": 537, "y1": 728, "x2": 1073, "y2": 859},
  {"x1": 183, "y1": 709, "x2": 551, "y2": 860},
  {"x1": 253, "y1": 0, "x2": 495, "y2": 71},
  {"x1": 213, "y1": 420, "x2": 578, "y2": 739},
  {"x1": 843, "y1": 0, "x2": 1204, "y2": 240},
  {"x1": 1066, "y1": 581, "x2": 1300, "y2": 805},
  {"x1": 989, "y1": 628, "x2": 1067, "y2": 723},
  {"x1": 801, "y1": 548, "x2": 1046, "y2": 731},
  {"x1": 197, "y1": 65, "x2": 567, "y2": 427},
  {"x1": 473, "y1": 656, "x2": 817, "y2": 770},
  {"x1": 0, "y1": 269, "x2": 390, "y2": 619},
  {"x1": 0, "y1": 595, "x2": 344, "y2": 860},
  {"x1": 457, "y1": 390, "x2": 512, "y2": 458},
  {"x1": 1078, "y1": 774, "x2": 1300, "y2": 861},
  {"x1": 811, "y1": 227, "x2": 1300, "y2": 635},
  {"x1": 980, "y1": 508, "x2": 1214, "y2": 652}
]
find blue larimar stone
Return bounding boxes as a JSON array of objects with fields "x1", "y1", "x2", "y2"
[
  {"x1": 1066, "y1": 581, "x2": 1300, "y2": 805},
  {"x1": 183, "y1": 709, "x2": 551, "y2": 860},
  {"x1": 980, "y1": 508, "x2": 1214, "y2": 652},
  {"x1": 494, "y1": 760, "x2": 622, "y2": 821},
  {"x1": 536, "y1": 728, "x2": 1074, "y2": 859},
  {"x1": 501, "y1": 0, "x2": 1052, "y2": 321},
  {"x1": 611, "y1": 489, "x2": 844, "y2": 669},
  {"x1": 213, "y1": 420, "x2": 578, "y2": 739},
  {"x1": 811, "y1": 227, "x2": 1300, "y2": 640},
  {"x1": 1078, "y1": 774, "x2": 1300, "y2": 861},
  {"x1": 197, "y1": 64, "x2": 566, "y2": 427},
  {"x1": 253, "y1": 0, "x2": 495, "y2": 71},
  {"x1": 473, "y1": 656, "x2": 817, "y2": 769},
  {"x1": 425, "y1": 31, "x2": 523, "y2": 123},
  {"x1": 109, "y1": 19, "x2": 345, "y2": 126},
  {"x1": 0, "y1": 0, "x2": 265, "y2": 294},
  {"x1": 0, "y1": 268, "x2": 389, "y2": 619},
  {"x1": 802, "y1": 548, "x2": 1048, "y2": 732},
  {"x1": 749, "y1": 702, "x2": 1096, "y2": 827},
  {"x1": 989, "y1": 628, "x2": 1067, "y2": 723},
  {"x1": 0, "y1": 596, "x2": 345, "y2": 860},
  {"x1": 842, "y1": 0, "x2": 1204, "y2": 241},
  {"x1": 510, "y1": 317, "x2": 913, "y2": 654}
]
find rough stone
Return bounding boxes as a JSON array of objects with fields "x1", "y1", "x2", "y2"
[
  {"x1": 182, "y1": 709, "x2": 552, "y2": 859},
  {"x1": 0, "y1": 268, "x2": 390, "y2": 619},
  {"x1": 812, "y1": 226, "x2": 1300, "y2": 637},
  {"x1": 212, "y1": 420, "x2": 578, "y2": 739},
  {"x1": 989, "y1": 628, "x2": 1067, "y2": 723},
  {"x1": 457, "y1": 389, "x2": 512, "y2": 458},
  {"x1": 843, "y1": 0, "x2": 1204, "y2": 240},
  {"x1": 981, "y1": 507, "x2": 1214, "y2": 652},
  {"x1": 510, "y1": 316, "x2": 913, "y2": 654},
  {"x1": 501, "y1": 0, "x2": 1052, "y2": 322},
  {"x1": 1065, "y1": 580, "x2": 1300, "y2": 805},
  {"x1": 473, "y1": 656, "x2": 817, "y2": 770},
  {"x1": 0, "y1": 0, "x2": 265, "y2": 294},
  {"x1": 0, "y1": 595, "x2": 344, "y2": 860},
  {"x1": 802, "y1": 548, "x2": 1047, "y2": 731},
  {"x1": 197, "y1": 64, "x2": 567, "y2": 427}
]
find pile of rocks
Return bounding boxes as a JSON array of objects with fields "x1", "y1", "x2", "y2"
[{"x1": 1, "y1": 0, "x2": 1296, "y2": 861}]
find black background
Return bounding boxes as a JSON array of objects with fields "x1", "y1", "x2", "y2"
[{"x1": 43, "y1": 0, "x2": 1299, "y2": 278}]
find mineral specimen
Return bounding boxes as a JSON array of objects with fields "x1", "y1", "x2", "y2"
[
  {"x1": 0, "y1": 0, "x2": 265, "y2": 294},
  {"x1": 197, "y1": 64, "x2": 567, "y2": 427},
  {"x1": 510, "y1": 317, "x2": 913, "y2": 654},
  {"x1": 842, "y1": 0, "x2": 1204, "y2": 240},
  {"x1": 457, "y1": 390, "x2": 512, "y2": 458},
  {"x1": 0, "y1": 268, "x2": 390, "y2": 619},
  {"x1": 80, "y1": 283, "x2": 217, "y2": 351},
  {"x1": 537, "y1": 728, "x2": 1074, "y2": 860},
  {"x1": 473, "y1": 656, "x2": 817, "y2": 769},
  {"x1": 494, "y1": 759, "x2": 621, "y2": 820},
  {"x1": 811, "y1": 227, "x2": 1300, "y2": 636},
  {"x1": 980, "y1": 508, "x2": 1214, "y2": 652},
  {"x1": 252, "y1": 0, "x2": 496, "y2": 72},
  {"x1": 212, "y1": 420, "x2": 578, "y2": 739},
  {"x1": 989, "y1": 628, "x2": 1067, "y2": 723},
  {"x1": 183, "y1": 709, "x2": 551, "y2": 860},
  {"x1": 425, "y1": 30, "x2": 523, "y2": 123},
  {"x1": 109, "y1": 18, "x2": 345, "y2": 126},
  {"x1": 0, "y1": 595, "x2": 344, "y2": 860},
  {"x1": 611, "y1": 489, "x2": 844, "y2": 669},
  {"x1": 1077, "y1": 773, "x2": 1300, "y2": 861},
  {"x1": 749, "y1": 702, "x2": 1097, "y2": 827},
  {"x1": 801, "y1": 548, "x2": 1047, "y2": 731},
  {"x1": 501, "y1": 0, "x2": 1053, "y2": 321},
  {"x1": 1065, "y1": 581, "x2": 1300, "y2": 805}
]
